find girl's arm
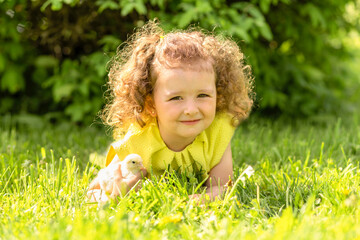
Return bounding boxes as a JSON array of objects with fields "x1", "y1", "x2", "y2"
[
  {"x1": 192, "y1": 142, "x2": 233, "y2": 201},
  {"x1": 87, "y1": 154, "x2": 147, "y2": 202}
]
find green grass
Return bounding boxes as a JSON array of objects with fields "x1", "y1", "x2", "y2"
[{"x1": 1, "y1": 114, "x2": 360, "y2": 239}]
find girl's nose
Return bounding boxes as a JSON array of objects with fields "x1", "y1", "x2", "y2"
[{"x1": 184, "y1": 100, "x2": 198, "y2": 115}]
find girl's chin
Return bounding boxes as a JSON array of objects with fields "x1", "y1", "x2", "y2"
[{"x1": 178, "y1": 131, "x2": 202, "y2": 141}]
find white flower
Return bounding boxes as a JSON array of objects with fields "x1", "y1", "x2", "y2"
[{"x1": 239, "y1": 166, "x2": 255, "y2": 185}]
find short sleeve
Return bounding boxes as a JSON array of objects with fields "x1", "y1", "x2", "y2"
[
  {"x1": 104, "y1": 121, "x2": 166, "y2": 170},
  {"x1": 104, "y1": 128, "x2": 136, "y2": 167},
  {"x1": 105, "y1": 145, "x2": 116, "y2": 167},
  {"x1": 105, "y1": 142, "x2": 132, "y2": 167},
  {"x1": 205, "y1": 113, "x2": 236, "y2": 170}
]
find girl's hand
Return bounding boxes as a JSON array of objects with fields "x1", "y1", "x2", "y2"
[
  {"x1": 189, "y1": 185, "x2": 226, "y2": 204},
  {"x1": 110, "y1": 163, "x2": 147, "y2": 199},
  {"x1": 87, "y1": 156, "x2": 147, "y2": 203}
]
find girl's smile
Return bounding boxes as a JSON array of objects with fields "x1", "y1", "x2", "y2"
[
  {"x1": 180, "y1": 119, "x2": 201, "y2": 125},
  {"x1": 151, "y1": 65, "x2": 217, "y2": 152}
]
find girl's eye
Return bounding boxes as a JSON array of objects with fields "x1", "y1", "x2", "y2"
[
  {"x1": 198, "y1": 94, "x2": 210, "y2": 98},
  {"x1": 169, "y1": 96, "x2": 182, "y2": 101}
]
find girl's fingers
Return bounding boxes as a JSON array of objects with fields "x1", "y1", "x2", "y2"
[
  {"x1": 111, "y1": 168, "x2": 147, "y2": 198},
  {"x1": 111, "y1": 163, "x2": 123, "y2": 196},
  {"x1": 123, "y1": 168, "x2": 148, "y2": 189},
  {"x1": 139, "y1": 168, "x2": 148, "y2": 178},
  {"x1": 113, "y1": 162, "x2": 123, "y2": 181}
]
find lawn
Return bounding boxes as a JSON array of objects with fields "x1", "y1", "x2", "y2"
[{"x1": 1, "y1": 114, "x2": 360, "y2": 239}]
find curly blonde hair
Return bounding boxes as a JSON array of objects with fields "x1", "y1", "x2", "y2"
[{"x1": 102, "y1": 20, "x2": 254, "y2": 137}]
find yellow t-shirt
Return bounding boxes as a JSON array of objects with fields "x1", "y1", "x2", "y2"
[{"x1": 105, "y1": 112, "x2": 236, "y2": 179}]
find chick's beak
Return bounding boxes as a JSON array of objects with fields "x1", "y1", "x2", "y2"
[{"x1": 138, "y1": 163, "x2": 145, "y2": 170}]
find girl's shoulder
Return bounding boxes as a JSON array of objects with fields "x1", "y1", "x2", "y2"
[
  {"x1": 195, "y1": 112, "x2": 236, "y2": 151},
  {"x1": 105, "y1": 119, "x2": 163, "y2": 166}
]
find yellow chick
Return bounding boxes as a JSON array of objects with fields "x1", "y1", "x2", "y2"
[
  {"x1": 98, "y1": 154, "x2": 144, "y2": 196},
  {"x1": 120, "y1": 154, "x2": 144, "y2": 179}
]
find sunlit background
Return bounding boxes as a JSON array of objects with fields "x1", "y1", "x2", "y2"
[{"x1": 1, "y1": 0, "x2": 359, "y2": 126}]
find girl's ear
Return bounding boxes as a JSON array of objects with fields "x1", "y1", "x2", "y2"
[{"x1": 145, "y1": 95, "x2": 157, "y2": 117}]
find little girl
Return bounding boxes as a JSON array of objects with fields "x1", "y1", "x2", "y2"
[{"x1": 87, "y1": 21, "x2": 254, "y2": 202}]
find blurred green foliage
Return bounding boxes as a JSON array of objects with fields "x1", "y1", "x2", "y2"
[{"x1": 0, "y1": 0, "x2": 359, "y2": 124}]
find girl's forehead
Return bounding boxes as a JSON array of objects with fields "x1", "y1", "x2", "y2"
[
  {"x1": 151, "y1": 59, "x2": 214, "y2": 81},
  {"x1": 154, "y1": 67, "x2": 216, "y2": 92}
]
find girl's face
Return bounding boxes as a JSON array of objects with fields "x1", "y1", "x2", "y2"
[{"x1": 151, "y1": 66, "x2": 216, "y2": 152}]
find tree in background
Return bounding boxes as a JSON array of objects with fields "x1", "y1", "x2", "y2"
[{"x1": 1, "y1": 0, "x2": 359, "y2": 124}]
